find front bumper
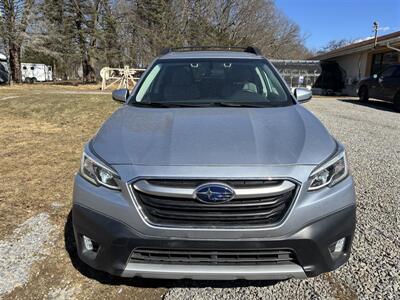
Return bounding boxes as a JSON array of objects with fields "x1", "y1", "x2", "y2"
[{"x1": 72, "y1": 203, "x2": 356, "y2": 279}]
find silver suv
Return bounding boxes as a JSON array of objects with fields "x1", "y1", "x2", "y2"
[{"x1": 72, "y1": 47, "x2": 356, "y2": 280}]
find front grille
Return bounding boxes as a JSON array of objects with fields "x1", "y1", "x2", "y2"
[
  {"x1": 132, "y1": 179, "x2": 297, "y2": 227},
  {"x1": 130, "y1": 248, "x2": 296, "y2": 265}
]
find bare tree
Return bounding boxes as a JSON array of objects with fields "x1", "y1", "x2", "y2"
[
  {"x1": 0, "y1": 0, "x2": 35, "y2": 82},
  {"x1": 13, "y1": 0, "x2": 312, "y2": 81},
  {"x1": 319, "y1": 39, "x2": 353, "y2": 54}
]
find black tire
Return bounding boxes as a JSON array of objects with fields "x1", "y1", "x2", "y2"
[
  {"x1": 359, "y1": 86, "x2": 369, "y2": 102},
  {"x1": 24, "y1": 77, "x2": 31, "y2": 83},
  {"x1": 394, "y1": 92, "x2": 400, "y2": 113},
  {"x1": 31, "y1": 77, "x2": 37, "y2": 84}
]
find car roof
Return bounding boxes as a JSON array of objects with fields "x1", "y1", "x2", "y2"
[{"x1": 158, "y1": 51, "x2": 264, "y2": 60}]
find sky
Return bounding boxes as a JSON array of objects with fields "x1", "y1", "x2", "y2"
[{"x1": 274, "y1": 0, "x2": 400, "y2": 50}]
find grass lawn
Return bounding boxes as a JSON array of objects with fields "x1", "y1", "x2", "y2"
[
  {"x1": 0, "y1": 85, "x2": 166, "y2": 299},
  {"x1": 0, "y1": 85, "x2": 117, "y2": 235}
]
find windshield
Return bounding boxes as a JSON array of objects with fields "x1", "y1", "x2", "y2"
[{"x1": 131, "y1": 59, "x2": 292, "y2": 107}]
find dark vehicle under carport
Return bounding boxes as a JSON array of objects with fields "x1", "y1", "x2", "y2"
[{"x1": 358, "y1": 64, "x2": 400, "y2": 112}]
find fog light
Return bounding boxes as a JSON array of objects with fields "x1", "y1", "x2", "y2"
[
  {"x1": 83, "y1": 235, "x2": 94, "y2": 251},
  {"x1": 329, "y1": 237, "x2": 346, "y2": 254}
]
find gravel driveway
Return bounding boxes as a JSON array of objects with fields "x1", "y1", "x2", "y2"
[{"x1": 1, "y1": 94, "x2": 399, "y2": 299}]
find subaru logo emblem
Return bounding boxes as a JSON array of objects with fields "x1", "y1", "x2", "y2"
[{"x1": 194, "y1": 183, "x2": 235, "y2": 204}]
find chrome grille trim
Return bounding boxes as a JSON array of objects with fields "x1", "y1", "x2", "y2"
[{"x1": 133, "y1": 179, "x2": 296, "y2": 199}]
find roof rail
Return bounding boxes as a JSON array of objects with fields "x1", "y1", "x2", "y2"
[
  {"x1": 159, "y1": 46, "x2": 262, "y2": 56},
  {"x1": 159, "y1": 48, "x2": 172, "y2": 55},
  {"x1": 244, "y1": 46, "x2": 262, "y2": 55}
]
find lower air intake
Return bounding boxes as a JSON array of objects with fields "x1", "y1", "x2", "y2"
[{"x1": 130, "y1": 248, "x2": 297, "y2": 265}]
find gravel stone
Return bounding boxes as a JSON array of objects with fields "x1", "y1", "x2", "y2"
[
  {"x1": 0, "y1": 213, "x2": 54, "y2": 296},
  {"x1": 164, "y1": 98, "x2": 400, "y2": 299},
  {"x1": 47, "y1": 285, "x2": 80, "y2": 300},
  {"x1": 51, "y1": 201, "x2": 65, "y2": 209}
]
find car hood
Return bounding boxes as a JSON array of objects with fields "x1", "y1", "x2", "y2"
[{"x1": 92, "y1": 104, "x2": 336, "y2": 166}]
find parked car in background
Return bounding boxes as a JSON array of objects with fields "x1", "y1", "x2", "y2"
[
  {"x1": 358, "y1": 64, "x2": 400, "y2": 112},
  {"x1": 0, "y1": 53, "x2": 8, "y2": 84},
  {"x1": 21, "y1": 63, "x2": 53, "y2": 83},
  {"x1": 72, "y1": 46, "x2": 356, "y2": 281}
]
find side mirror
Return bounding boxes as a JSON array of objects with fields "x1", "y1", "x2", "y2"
[
  {"x1": 294, "y1": 88, "x2": 312, "y2": 103},
  {"x1": 373, "y1": 74, "x2": 378, "y2": 79},
  {"x1": 0, "y1": 53, "x2": 7, "y2": 61},
  {"x1": 112, "y1": 89, "x2": 129, "y2": 103}
]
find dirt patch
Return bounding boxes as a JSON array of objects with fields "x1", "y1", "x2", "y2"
[{"x1": 321, "y1": 273, "x2": 358, "y2": 299}]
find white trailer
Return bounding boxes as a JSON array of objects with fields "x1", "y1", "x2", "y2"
[{"x1": 21, "y1": 63, "x2": 53, "y2": 83}]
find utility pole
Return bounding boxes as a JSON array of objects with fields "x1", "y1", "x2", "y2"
[{"x1": 373, "y1": 21, "x2": 379, "y2": 48}]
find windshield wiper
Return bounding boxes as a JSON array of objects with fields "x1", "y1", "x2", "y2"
[
  {"x1": 212, "y1": 102, "x2": 271, "y2": 108},
  {"x1": 135, "y1": 102, "x2": 205, "y2": 108},
  {"x1": 160, "y1": 103, "x2": 211, "y2": 107},
  {"x1": 134, "y1": 101, "x2": 274, "y2": 108}
]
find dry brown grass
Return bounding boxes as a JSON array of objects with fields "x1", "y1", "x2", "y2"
[
  {"x1": 0, "y1": 86, "x2": 166, "y2": 299},
  {"x1": 2, "y1": 81, "x2": 136, "y2": 92},
  {"x1": 3, "y1": 82, "x2": 103, "y2": 91},
  {"x1": 0, "y1": 87, "x2": 116, "y2": 236}
]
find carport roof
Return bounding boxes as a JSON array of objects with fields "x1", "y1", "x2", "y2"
[{"x1": 310, "y1": 31, "x2": 400, "y2": 61}]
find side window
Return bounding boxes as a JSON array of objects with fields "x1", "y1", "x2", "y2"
[
  {"x1": 22, "y1": 66, "x2": 27, "y2": 70},
  {"x1": 30, "y1": 67, "x2": 34, "y2": 70},
  {"x1": 136, "y1": 64, "x2": 162, "y2": 102},
  {"x1": 380, "y1": 66, "x2": 395, "y2": 78},
  {"x1": 393, "y1": 67, "x2": 400, "y2": 78}
]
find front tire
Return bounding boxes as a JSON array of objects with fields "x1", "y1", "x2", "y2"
[{"x1": 359, "y1": 86, "x2": 369, "y2": 102}]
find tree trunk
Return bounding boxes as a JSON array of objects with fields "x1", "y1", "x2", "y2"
[
  {"x1": 9, "y1": 41, "x2": 22, "y2": 83},
  {"x1": 82, "y1": 53, "x2": 96, "y2": 83}
]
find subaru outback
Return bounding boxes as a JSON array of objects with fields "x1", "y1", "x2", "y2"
[{"x1": 72, "y1": 46, "x2": 356, "y2": 280}]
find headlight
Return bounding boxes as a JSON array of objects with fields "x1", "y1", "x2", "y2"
[
  {"x1": 308, "y1": 149, "x2": 348, "y2": 191},
  {"x1": 80, "y1": 152, "x2": 120, "y2": 190}
]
